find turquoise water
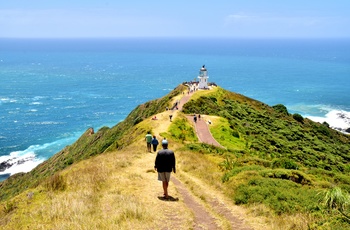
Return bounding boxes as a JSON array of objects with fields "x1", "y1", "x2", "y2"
[{"x1": 1, "y1": 38, "x2": 349, "y2": 179}]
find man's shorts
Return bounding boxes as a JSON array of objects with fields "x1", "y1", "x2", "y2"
[{"x1": 158, "y1": 172, "x2": 171, "y2": 182}]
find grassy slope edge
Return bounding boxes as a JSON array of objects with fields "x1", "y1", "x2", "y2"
[{"x1": 0, "y1": 84, "x2": 187, "y2": 202}]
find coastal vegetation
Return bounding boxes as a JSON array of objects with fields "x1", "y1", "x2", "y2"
[{"x1": 1, "y1": 85, "x2": 349, "y2": 229}]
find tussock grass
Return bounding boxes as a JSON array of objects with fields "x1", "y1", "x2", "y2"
[{"x1": 44, "y1": 173, "x2": 67, "y2": 191}]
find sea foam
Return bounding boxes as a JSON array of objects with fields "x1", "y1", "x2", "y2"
[
  {"x1": 0, "y1": 135, "x2": 79, "y2": 180},
  {"x1": 307, "y1": 109, "x2": 350, "y2": 134},
  {"x1": 0, "y1": 147, "x2": 44, "y2": 177}
]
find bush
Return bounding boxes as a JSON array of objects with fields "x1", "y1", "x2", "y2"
[
  {"x1": 272, "y1": 104, "x2": 289, "y2": 115},
  {"x1": 260, "y1": 169, "x2": 312, "y2": 185},
  {"x1": 169, "y1": 117, "x2": 197, "y2": 142},
  {"x1": 234, "y1": 178, "x2": 319, "y2": 214},
  {"x1": 232, "y1": 130, "x2": 240, "y2": 138},
  {"x1": 272, "y1": 158, "x2": 299, "y2": 170},
  {"x1": 314, "y1": 124, "x2": 331, "y2": 136},
  {"x1": 293, "y1": 113, "x2": 304, "y2": 123}
]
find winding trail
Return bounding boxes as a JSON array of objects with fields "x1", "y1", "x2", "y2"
[
  {"x1": 187, "y1": 115, "x2": 225, "y2": 149},
  {"x1": 177, "y1": 90, "x2": 224, "y2": 148},
  {"x1": 150, "y1": 89, "x2": 254, "y2": 229}
]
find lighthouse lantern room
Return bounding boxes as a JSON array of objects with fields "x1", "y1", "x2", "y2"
[{"x1": 198, "y1": 65, "x2": 209, "y2": 89}]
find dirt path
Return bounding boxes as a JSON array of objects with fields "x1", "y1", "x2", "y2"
[
  {"x1": 187, "y1": 115, "x2": 225, "y2": 149},
  {"x1": 175, "y1": 90, "x2": 225, "y2": 149},
  {"x1": 142, "y1": 90, "x2": 255, "y2": 229},
  {"x1": 133, "y1": 131, "x2": 253, "y2": 229}
]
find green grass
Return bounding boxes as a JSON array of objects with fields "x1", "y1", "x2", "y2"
[
  {"x1": 234, "y1": 177, "x2": 321, "y2": 215},
  {"x1": 168, "y1": 114, "x2": 198, "y2": 143},
  {"x1": 208, "y1": 116, "x2": 246, "y2": 150}
]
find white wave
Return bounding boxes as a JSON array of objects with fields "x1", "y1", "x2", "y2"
[
  {"x1": 53, "y1": 97, "x2": 73, "y2": 100},
  {"x1": 24, "y1": 121, "x2": 64, "y2": 125},
  {"x1": 287, "y1": 103, "x2": 350, "y2": 133},
  {"x1": 0, "y1": 149, "x2": 44, "y2": 176},
  {"x1": 307, "y1": 109, "x2": 350, "y2": 133},
  {"x1": 0, "y1": 133, "x2": 81, "y2": 178},
  {"x1": 30, "y1": 102, "x2": 43, "y2": 105},
  {"x1": 0, "y1": 97, "x2": 17, "y2": 103},
  {"x1": 0, "y1": 152, "x2": 44, "y2": 176},
  {"x1": 33, "y1": 96, "x2": 46, "y2": 100}
]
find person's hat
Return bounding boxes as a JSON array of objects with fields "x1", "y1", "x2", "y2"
[{"x1": 162, "y1": 139, "x2": 168, "y2": 145}]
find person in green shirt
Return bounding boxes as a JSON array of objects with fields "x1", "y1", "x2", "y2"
[{"x1": 145, "y1": 131, "x2": 153, "y2": 152}]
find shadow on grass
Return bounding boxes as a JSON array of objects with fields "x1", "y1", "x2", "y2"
[{"x1": 157, "y1": 195, "x2": 179, "y2": 202}]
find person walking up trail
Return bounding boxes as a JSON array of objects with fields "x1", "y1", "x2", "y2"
[
  {"x1": 145, "y1": 131, "x2": 153, "y2": 152},
  {"x1": 151, "y1": 135, "x2": 159, "y2": 152},
  {"x1": 154, "y1": 139, "x2": 176, "y2": 199}
]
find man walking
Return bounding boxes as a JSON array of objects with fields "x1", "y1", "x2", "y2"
[
  {"x1": 154, "y1": 139, "x2": 176, "y2": 199},
  {"x1": 145, "y1": 131, "x2": 152, "y2": 152}
]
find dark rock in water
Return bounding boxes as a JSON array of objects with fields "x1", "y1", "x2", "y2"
[
  {"x1": 0, "y1": 160, "x2": 13, "y2": 172},
  {"x1": 345, "y1": 127, "x2": 350, "y2": 133}
]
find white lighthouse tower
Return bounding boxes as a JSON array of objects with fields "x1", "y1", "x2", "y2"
[{"x1": 198, "y1": 65, "x2": 209, "y2": 89}]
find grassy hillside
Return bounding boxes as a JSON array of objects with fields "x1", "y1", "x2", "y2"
[
  {"x1": 182, "y1": 87, "x2": 350, "y2": 228},
  {"x1": 1, "y1": 84, "x2": 349, "y2": 229},
  {"x1": 0, "y1": 84, "x2": 187, "y2": 202}
]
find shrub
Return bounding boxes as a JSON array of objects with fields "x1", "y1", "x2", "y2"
[
  {"x1": 272, "y1": 104, "x2": 289, "y2": 115},
  {"x1": 169, "y1": 117, "x2": 197, "y2": 142},
  {"x1": 293, "y1": 113, "x2": 304, "y2": 123},
  {"x1": 314, "y1": 124, "x2": 331, "y2": 137},
  {"x1": 234, "y1": 178, "x2": 319, "y2": 215},
  {"x1": 259, "y1": 169, "x2": 312, "y2": 185},
  {"x1": 232, "y1": 130, "x2": 240, "y2": 138},
  {"x1": 272, "y1": 158, "x2": 299, "y2": 170}
]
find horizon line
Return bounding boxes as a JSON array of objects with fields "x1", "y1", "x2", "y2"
[{"x1": 1, "y1": 36, "x2": 350, "y2": 40}]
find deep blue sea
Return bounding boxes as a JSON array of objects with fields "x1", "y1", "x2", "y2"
[{"x1": 1, "y1": 38, "x2": 350, "y2": 181}]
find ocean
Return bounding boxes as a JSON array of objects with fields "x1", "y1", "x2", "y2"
[{"x1": 1, "y1": 38, "x2": 350, "y2": 181}]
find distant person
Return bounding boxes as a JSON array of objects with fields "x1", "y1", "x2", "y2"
[
  {"x1": 193, "y1": 114, "x2": 197, "y2": 123},
  {"x1": 154, "y1": 139, "x2": 176, "y2": 199},
  {"x1": 145, "y1": 131, "x2": 153, "y2": 152},
  {"x1": 151, "y1": 135, "x2": 159, "y2": 152},
  {"x1": 169, "y1": 114, "x2": 173, "y2": 122}
]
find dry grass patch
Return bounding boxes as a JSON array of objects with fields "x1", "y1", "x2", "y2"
[{"x1": 249, "y1": 207, "x2": 317, "y2": 230}]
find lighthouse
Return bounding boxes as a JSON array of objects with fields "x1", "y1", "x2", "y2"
[{"x1": 198, "y1": 65, "x2": 209, "y2": 89}]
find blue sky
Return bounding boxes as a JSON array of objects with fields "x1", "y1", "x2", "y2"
[{"x1": 1, "y1": 0, "x2": 349, "y2": 38}]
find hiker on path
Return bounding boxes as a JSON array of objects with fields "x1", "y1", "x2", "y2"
[
  {"x1": 145, "y1": 131, "x2": 153, "y2": 152},
  {"x1": 151, "y1": 135, "x2": 159, "y2": 152},
  {"x1": 193, "y1": 114, "x2": 197, "y2": 123},
  {"x1": 154, "y1": 139, "x2": 176, "y2": 199}
]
